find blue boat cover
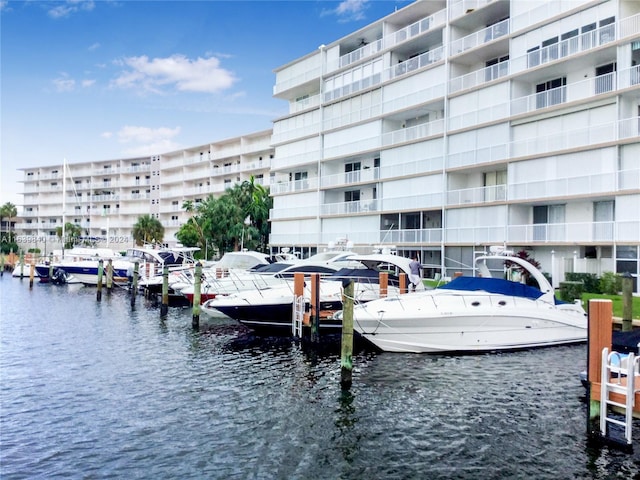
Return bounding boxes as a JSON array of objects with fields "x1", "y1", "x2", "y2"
[{"x1": 437, "y1": 276, "x2": 544, "y2": 301}]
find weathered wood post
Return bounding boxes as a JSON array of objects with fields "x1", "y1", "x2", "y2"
[
  {"x1": 622, "y1": 272, "x2": 633, "y2": 332},
  {"x1": 341, "y1": 280, "x2": 355, "y2": 390},
  {"x1": 0, "y1": 252, "x2": 4, "y2": 276},
  {"x1": 106, "y1": 259, "x2": 113, "y2": 294},
  {"x1": 29, "y1": 259, "x2": 35, "y2": 288},
  {"x1": 587, "y1": 299, "x2": 613, "y2": 434},
  {"x1": 96, "y1": 259, "x2": 104, "y2": 301},
  {"x1": 192, "y1": 262, "x2": 202, "y2": 329},
  {"x1": 19, "y1": 251, "x2": 25, "y2": 278},
  {"x1": 311, "y1": 273, "x2": 320, "y2": 343},
  {"x1": 130, "y1": 261, "x2": 139, "y2": 308},
  {"x1": 48, "y1": 252, "x2": 54, "y2": 281},
  {"x1": 399, "y1": 272, "x2": 408, "y2": 294},
  {"x1": 379, "y1": 271, "x2": 389, "y2": 298},
  {"x1": 161, "y1": 265, "x2": 169, "y2": 316}
]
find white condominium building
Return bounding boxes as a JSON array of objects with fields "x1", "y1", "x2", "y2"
[
  {"x1": 269, "y1": 0, "x2": 640, "y2": 290},
  {"x1": 16, "y1": 130, "x2": 273, "y2": 251}
]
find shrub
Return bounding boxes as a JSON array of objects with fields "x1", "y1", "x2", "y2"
[
  {"x1": 559, "y1": 281, "x2": 584, "y2": 302},
  {"x1": 599, "y1": 271, "x2": 622, "y2": 295},
  {"x1": 566, "y1": 272, "x2": 600, "y2": 293}
]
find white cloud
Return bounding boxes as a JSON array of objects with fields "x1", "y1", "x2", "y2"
[
  {"x1": 48, "y1": 0, "x2": 95, "y2": 19},
  {"x1": 88, "y1": 42, "x2": 101, "y2": 51},
  {"x1": 53, "y1": 73, "x2": 75, "y2": 92},
  {"x1": 100, "y1": 125, "x2": 182, "y2": 157},
  {"x1": 111, "y1": 54, "x2": 237, "y2": 95},
  {"x1": 322, "y1": 0, "x2": 369, "y2": 22},
  {"x1": 81, "y1": 79, "x2": 96, "y2": 87}
]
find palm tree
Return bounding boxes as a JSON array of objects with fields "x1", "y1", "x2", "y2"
[
  {"x1": 55, "y1": 222, "x2": 82, "y2": 249},
  {"x1": 0, "y1": 202, "x2": 17, "y2": 237},
  {"x1": 132, "y1": 214, "x2": 165, "y2": 246}
]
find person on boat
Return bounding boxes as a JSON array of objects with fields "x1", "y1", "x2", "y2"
[{"x1": 409, "y1": 255, "x2": 421, "y2": 292}]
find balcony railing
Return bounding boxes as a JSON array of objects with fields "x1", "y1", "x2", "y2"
[
  {"x1": 273, "y1": 65, "x2": 322, "y2": 96},
  {"x1": 447, "y1": 184, "x2": 507, "y2": 206},
  {"x1": 382, "y1": 119, "x2": 445, "y2": 147},
  {"x1": 320, "y1": 167, "x2": 379, "y2": 189},
  {"x1": 320, "y1": 199, "x2": 379, "y2": 216},
  {"x1": 506, "y1": 221, "x2": 628, "y2": 243},
  {"x1": 509, "y1": 171, "x2": 617, "y2": 201},
  {"x1": 271, "y1": 177, "x2": 319, "y2": 195},
  {"x1": 450, "y1": 18, "x2": 510, "y2": 56},
  {"x1": 449, "y1": 59, "x2": 509, "y2": 94},
  {"x1": 449, "y1": 0, "x2": 494, "y2": 20},
  {"x1": 269, "y1": 204, "x2": 319, "y2": 220}
]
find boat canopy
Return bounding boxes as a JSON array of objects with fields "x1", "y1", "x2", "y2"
[{"x1": 438, "y1": 276, "x2": 544, "y2": 301}]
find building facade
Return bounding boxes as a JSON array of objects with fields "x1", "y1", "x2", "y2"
[
  {"x1": 269, "y1": 0, "x2": 640, "y2": 290},
  {"x1": 16, "y1": 130, "x2": 273, "y2": 253}
]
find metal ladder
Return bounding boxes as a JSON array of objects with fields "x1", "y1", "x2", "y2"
[
  {"x1": 600, "y1": 347, "x2": 639, "y2": 446},
  {"x1": 292, "y1": 295, "x2": 305, "y2": 337}
]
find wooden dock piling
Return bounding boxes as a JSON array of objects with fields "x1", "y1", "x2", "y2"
[
  {"x1": 341, "y1": 280, "x2": 355, "y2": 390},
  {"x1": 161, "y1": 265, "x2": 169, "y2": 316},
  {"x1": 192, "y1": 262, "x2": 202, "y2": 329},
  {"x1": 29, "y1": 260, "x2": 35, "y2": 288},
  {"x1": 106, "y1": 259, "x2": 113, "y2": 294},
  {"x1": 19, "y1": 251, "x2": 25, "y2": 278},
  {"x1": 130, "y1": 261, "x2": 139, "y2": 308},
  {"x1": 311, "y1": 273, "x2": 320, "y2": 343},
  {"x1": 587, "y1": 298, "x2": 640, "y2": 449},
  {"x1": 622, "y1": 273, "x2": 633, "y2": 332},
  {"x1": 96, "y1": 259, "x2": 104, "y2": 301}
]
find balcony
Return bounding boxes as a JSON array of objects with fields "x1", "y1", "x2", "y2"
[
  {"x1": 449, "y1": 59, "x2": 509, "y2": 94},
  {"x1": 450, "y1": 18, "x2": 510, "y2": 56},
  {"x1": 381, "y1": 228, "x2": 443, "y2": 245},
  {"x1": 273, "y1": 66, "x2": 322, "y2": 97},
  {"x1": 509, "y1": 171, "x2": 618, "y2": 202},
  {"x1": 320, "y1": 167, "x2": 379, "y2": 189},
  {"x1": 507, "y1": 221, "x2": 628, "y2": 243},
  {"x1": 447, "y1": 184, "x2": 507, "y2": 206},
  {"x1": 320, "y1": 199, "x2": 379, "y2": 216},
  {"x1": 269, "y1": 204, "x2": 319, "y2": 220},
  {"x1": 271, "y1": 177, "x2": 319, "y2": 195}
]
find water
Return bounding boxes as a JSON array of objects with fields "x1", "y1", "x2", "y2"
[{"x1": 1, "y1": 274, "x2": 639, "y2": 479}]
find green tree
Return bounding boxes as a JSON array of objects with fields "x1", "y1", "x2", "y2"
[
  {"x1": 56, "y1": 222, "x2": 82, "y2": 249},
  {"x1": 132, "y1": 214, "x2": 165, "y2": 246},
  {"x1": 0, "y1": 202, "x2": 19, "y2": 254}
]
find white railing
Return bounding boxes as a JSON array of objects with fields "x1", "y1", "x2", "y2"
[
  {"x1": 273, "y1": 65, "x2": 322, "y2": 96},
  {"x1": 510, "y1": 23, "x2": 616, "y2": 75},
  {"x1": 449, "y1": 60, "x2": 509, "y2": 94},
  {"x1": 382, "y1": 119, "x2": 445, "y2": 147},
  {"x1": 509, "y1": 171, "x2": 617, "y2": 201},
  {"x1": 445, "y1": 225, "x2": 507, "y2": 244},
  {"x1": 323, "y1": 136, "x2": 381, "y2": 160},
  {"x1": 331, "y1": 39, "x2": 384, "y2": 72},
  {"x1": 450, "y1": 18, "x2": 510, "y2": 56},
  {"x1": 269, "y1": 205, "x2": 319, "y2": 220},
  {"x1": 447, "y1": 143, "x2": 508, "y2": 169},
  {"x1": 447, "y1": 184, "x2": 507, "y2": 206},
  {"x1": 270, "y1": 177, "x2": 319, "y2": 195},
  {"x1": 320, "y1": 168, "x2": 379, "y2": 188},
  {"x1": 378, "y1": 157, "x2": 444, "y2": 180},
  {"x1": 383, "y1": 228, "x2": 443, "y2": 244},
  {"x1": 320, "y1": 199, "x2": 379, "y2": 216},
  {"x1": 619, "y1": 168, "x2": 640, "y2": 191},
  {"x1": 506, "y1": 221, "x2": 626, "y2": 243},
  {"x1": 271, "y1": 150, "x2": 321, "y2": 170},
  {"x1": 323, "y1": 102, "x2": 383, "y2": 131},
  {"x1": 384, "y1": 9, "x2": 447, "y2": 50},
  {"x1": 271, "y1": 121, "x2": 321, "y2": 145},
  {"x1": 383, "y1": 192, "x2": 444, "y2": 211},
  {"x1": 289, "y1": 93, "x2": 322, "y2": 114},
  {"x1": 448, "y1": 101, "x2": 510, "y2": 131}
]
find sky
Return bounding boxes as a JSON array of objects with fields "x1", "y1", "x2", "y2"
[{"x1": 0, "y1": 0, "x2": 412, "y2": 210}]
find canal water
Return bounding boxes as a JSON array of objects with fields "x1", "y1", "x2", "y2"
[{"x1": 1, "y1": 273, "x2": 639, "y2": 479}]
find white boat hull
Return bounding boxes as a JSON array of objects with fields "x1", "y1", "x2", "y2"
[{"x1": 352, "y1": 292, "x2": 587, "y2": 354}]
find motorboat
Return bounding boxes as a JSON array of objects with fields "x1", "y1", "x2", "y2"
[
  {"x1": 202, "y1": 253, "x2": 422, "y2": 334},
  {"x1": 184, "y1": 250, "x2": 356, "y2": 304},
  {"x1": 33, "y1": 247, "x2": 128, "y2": 285},
  {"x1": 341, "y1": 252, "x2": 588, "y2": 354}
]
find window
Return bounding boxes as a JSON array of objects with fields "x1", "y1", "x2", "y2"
[
  {"x1": 527, "y1": 46, "x2": 540, "y2": 67},
  {"x1": 345, "y1": 190, "x2": 360, "y2": 212},
  {"x1": 560, "y1": 29, "x2": 579, "y2": 57},
  {"x1": 483, "y1": 170, "x2": 507, "y2": 201},
  {"x1": 599, "y1": 17, "x2": 615, "y2": 44},
  {"x1": 536, "y1": 77, "x2": 566, "y2": 108}
]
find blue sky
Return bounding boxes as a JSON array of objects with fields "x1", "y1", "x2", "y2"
[{"x1": 1, "y1": 0, "x2": 411, "y2": 209}]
